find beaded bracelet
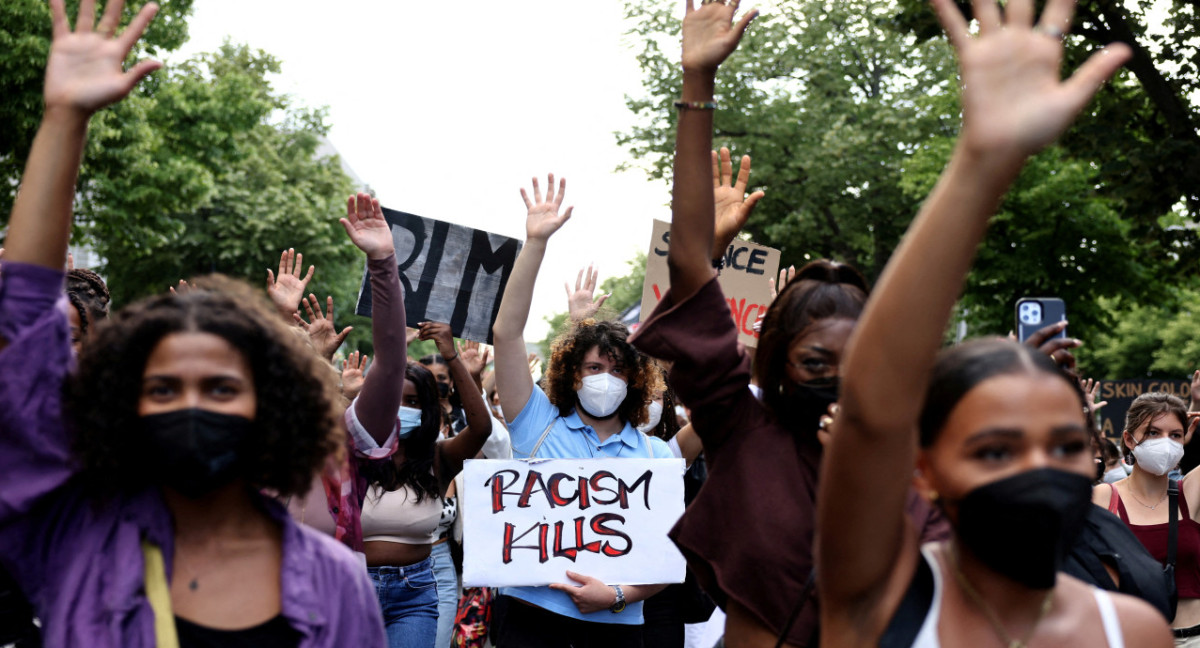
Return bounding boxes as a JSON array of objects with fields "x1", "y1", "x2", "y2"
[{"x1": 674, "y1": 101, "x2": 717, "y2": 110}]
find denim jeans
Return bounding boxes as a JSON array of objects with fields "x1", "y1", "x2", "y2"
[
  {"x1": 369, "y1": 557, "x2": 439, "y2": 648},
  {"x1": 430, "y1": 541, "x2": 459, "y2": 648}
]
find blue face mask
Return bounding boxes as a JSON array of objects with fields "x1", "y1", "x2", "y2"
[{"x1": 397, "y1": 406, "x2": 423, "y2": 440}]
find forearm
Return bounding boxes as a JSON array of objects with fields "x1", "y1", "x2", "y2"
[
  {"x1": 440, "y1": 356, "x2": 493, "y2": 464},
  {"x1": 491, "y1": 240, "x2": 543, "y2": 418},
  {"x1": 4, "y1": 109, "x2": 89, "y2": 269},
  {"x1": 356, "y1": 254, "x2": 407, "y2": 443},
  {"x1": 667, "y1": 70, "x2": 719, "y2": 301}
]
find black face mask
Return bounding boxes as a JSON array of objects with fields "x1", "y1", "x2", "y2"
[
  {"x1": 141, "y1": 409, "x2": 255, "y2": 499},
  {"x1": 780, "y1": 376, "x2": 839, "y2": 439},
  {"x1": 437, "y1": 382, "x2": 451, "y2": 399},
  {"x1": 951, "y1": 467, "x2": 1091, "y2": 589}
]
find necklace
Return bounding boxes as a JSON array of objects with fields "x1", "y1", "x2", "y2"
[
  {"x1": 1126, "y1": 484, "x2": 1168, "y2": 510},
  {"x1": 948, "y1": 545, "x2": 1054, "y2": 648}
]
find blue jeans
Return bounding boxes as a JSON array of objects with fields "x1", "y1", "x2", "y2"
[
  {"x1": 369, "y1": 558, "x2": 439, "y2": 648},
  {"x1": 430, "y1": 541, "x2": 459, "y2": 648}
]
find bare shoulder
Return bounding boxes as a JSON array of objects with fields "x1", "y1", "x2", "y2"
[
  {"x1": 1109, "y1": 589, "x2": 1173, "y2": 647},
  {"x1": 1091, "y1": 480, "x2": 1116, "y2": 509}
]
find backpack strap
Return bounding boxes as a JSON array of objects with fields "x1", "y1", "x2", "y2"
[
  {"x1": 141, "y1": 540, "x2": 180, "y2": 648},
  {"x1": 1168, "y1": 480, "x2": 1179, "y2": 570}
]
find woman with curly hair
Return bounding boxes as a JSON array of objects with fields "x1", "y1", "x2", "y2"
[
  {"x1": 0, "y1": 3, "x2": 384, "y2": 645},
  {"x1": 488, "y1": 175, "x2": 672, "y2": 648}
]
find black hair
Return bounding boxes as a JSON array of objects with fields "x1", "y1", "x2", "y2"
[
  {"x1": 755, "y1": 259, "x2": 869, "y2": 421},
  {"x1": 357, "y1": 363, "x2": 443, "y2": 503},
  {"x1": 67, "y1": 275, "x2": 342, "y2": 499},
  {"x1": 918, "y1": 338, "x2": 1090, "y2": 448},
  {"x1": 66, "y1": 268, "x2": 110, "y2": 322}
]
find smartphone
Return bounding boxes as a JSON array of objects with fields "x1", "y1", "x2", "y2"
[{"x1": 1016, "y1": 297, "x2": 1067, "y2": 343}]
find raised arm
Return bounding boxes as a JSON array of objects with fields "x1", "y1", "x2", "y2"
[
  {"x1": 420, "y1": 322, "x2": 492, "y2": 472},
  {"x1": 491, "y1": 174, "x2": 573, "y2": 420},
  {"x1": 819, "y1": 0, "x2": 1130, "y2": 620},
  {"x1": 342, "y1": 193, "x2": 406, "y2": 446},
  {"x1": 666, "y1": 1, "x2": 757, "y2": 303},
  {"x1": 3, "y1": 0, "x2": 160, "y2": 273}
]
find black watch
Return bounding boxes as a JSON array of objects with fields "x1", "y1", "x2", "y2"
[{"x1": 609, "y1": 585, "x2": 626, "y2": 613}]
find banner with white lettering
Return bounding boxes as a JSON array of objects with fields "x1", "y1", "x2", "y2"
[
  {"x1": 354, "y1": 207, "x2": 522, "y2": 344},
  {"x1": 461, "y1": 458, "x2": 687, "y2": 587},
  {"x1": 640, "y1": 219, "x2": 780, "y2": 347}
]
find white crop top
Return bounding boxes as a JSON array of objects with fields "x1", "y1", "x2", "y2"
[{"x1": 360, "y1": 484, "x2": 442, "y2": 545}]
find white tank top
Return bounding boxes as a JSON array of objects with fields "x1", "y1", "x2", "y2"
[{"x1": 909, "y1": 545, "x2": 1125, "y2": 648}]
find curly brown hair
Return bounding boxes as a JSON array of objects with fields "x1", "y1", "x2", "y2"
[
  {"x1": 544, "y1": 319, "x2": 664, "y2": 428},
  {"x1": 67, "y1": 275, "x2": 343, "y2": 499}
]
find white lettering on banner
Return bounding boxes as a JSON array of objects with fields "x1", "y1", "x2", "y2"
[
  {"x1": 461, "y1": 458, "x2": 687, "y2": 587},
  {"x1": 354, "y1": 207, "x2": 522, "y2": 344}
]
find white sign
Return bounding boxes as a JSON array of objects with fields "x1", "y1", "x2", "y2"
[{"x1": 461, "y1": 458, "x2": 688, "y2": 587}]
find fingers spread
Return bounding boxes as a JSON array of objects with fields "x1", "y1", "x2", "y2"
[
  {"x1": 970, "y1": 0, "x2": 1003, "y2": 34},
  {"x1": 1006, "y1": 0, "x2": 1035, "y2": 29},
  {"x1": 97, "y1": 0, "x2": 127, "y2": 37},
  {"x1": 1061, "y1": 44, "x2": 1131, "y2": 115},
  {"x1": 931, "y1": 0, "x2": 971, "y2": 49},
  {"x1": 118, "y1": 2, "x2": 160, "y2": 53},
  {"x1": 77, "y1": 0, "x2": 97, "y2": 33},
  {"x1": 49, "y1": 0, "x2": 69, "y2": 38}
]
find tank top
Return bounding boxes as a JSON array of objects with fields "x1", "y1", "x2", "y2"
[
  {"x1": 1109, "y1": 482, "x2": 1200, "y2": 598},
  {"x1": 883, "y1": 545, "x2": 1126, "y2": 648},
  {"x1": 360, "y1": 484, "x2": 442, "y2": 544}
]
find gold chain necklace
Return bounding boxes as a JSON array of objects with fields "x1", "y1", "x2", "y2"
[
  {"x1": 1126, "y1": 484, "x2": 1168, "y2": 510},
  {"x1": 948, "y1": 545, "x2": 1054, "y2": 648}
]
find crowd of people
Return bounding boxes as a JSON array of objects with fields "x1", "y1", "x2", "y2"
[{"x1": 3, "y1": 0, "x2": 1200, "y2": 646}]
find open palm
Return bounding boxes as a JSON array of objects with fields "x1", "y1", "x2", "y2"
[
  {"x1": 341, "y1": 192, "x2": 394, "y2": 260},
  {"x1": 43, "y1": 0, "x2": 162, "y2": 114},
  {"x1": 520, "y1": 174, "x2": 574, "y2": 242}
]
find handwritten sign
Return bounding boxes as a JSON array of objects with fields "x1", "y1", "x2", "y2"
[
  {"x1": 354, "y1": 207, "x2": 522, "y2": 344},
  {"x1": 461, "y1": 458, "x2": 687, "y2": 587},
  {"x1": 1097, "y1": 379, "x2": 1192, "y2": 442},
  {"x1": 640, "y1": 219, "x2": 780, "y2": 347}
]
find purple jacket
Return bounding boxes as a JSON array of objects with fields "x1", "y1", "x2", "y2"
[{"x1": 0, "y1": 262, "x2": 386, "y2": 648}]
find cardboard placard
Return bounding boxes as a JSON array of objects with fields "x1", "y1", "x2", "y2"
[
  {"x1": 461, "y1": 458, "x2": 687, "y2": 587},
  {"x1": 354, "y1": 207, "x2": 523, "y2": 344},
  {"x1": 640, "y1": 219, "x2": 780, "y2": 347},
  {"x1": 1096, "y1": 379, "x2": 1192, "y2": 442}
]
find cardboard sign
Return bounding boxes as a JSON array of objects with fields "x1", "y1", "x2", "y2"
[
  {"x1": 461, "y1": 458, "x2": 687, "y2": 587},
  {"x1": 354, "y1": 207, "x2": 522, "y2": 344},
  {"x1": 1097, "y1": 379, "x2": 1192, "y2": 442},
  {"x1": 640, "y1": 219, "x2": 780, "y2": 347}
]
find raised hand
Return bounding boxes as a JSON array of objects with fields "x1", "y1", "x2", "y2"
[
  {"x1": 341, "y1": 350, "x2": 369, "y2": 400},
  {"x1": 457, "y1": 339, "x2": 491, "y2": 384},
  {"x1": 769, "y1": 264, "x2": 796, "y2": 301},
  {"x1": 295, "y1": 294, "x2": 353, "y2": 361},
  {"x1": 418, "y1": 321, "x2": 457, "y2": 360},
  {"x1": 712, "y1": 148, "x2": 764, "y2": 258},
  {"x1": 520, "y1": 174, "x2": 574, "y2": 243},
  {"x1": 406, "y1": 327, "x2": 420, "y2": 347},
  {"x1": 1080, "y1": 378, "x2": 1108, "y2": 416},
  {"x1": 1022, "y1": 320, "x2": 1080, "y2": 369},
  {"x1": 168, "y1": 279, "x2": 192, "y2": 295},
  {"x1": 527, "y1": 353, "x2": 542, "y2": 379},
  {"x1": 681, "y1": 0, "x2": 758, "y2": 74},
  {"x1": 341, "y1": 192, "x2": 395, "y2": 260},
  {"x1": 566, "y1": 265, "x2": 610, "y2": 322},
  {"x1": 43, "y1": 0, "x2": 162, "y2": 116},
  {"x1": 266, "y1": 248, "x2": 314, "y2": 319},
  {"x1": 932, "y1": 0, "x2": 1130, "y2": 162}
]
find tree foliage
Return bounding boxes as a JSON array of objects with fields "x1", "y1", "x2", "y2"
[{"x1": 620, "y1": 0, "x2": 1197, "y2": 371}]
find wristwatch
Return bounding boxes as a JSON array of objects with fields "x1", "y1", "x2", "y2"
[{"x1": 609, "y1": 585, "x2": 626, "y2": 613}]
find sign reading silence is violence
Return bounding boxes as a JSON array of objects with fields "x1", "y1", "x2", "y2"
[
  {"x1": 354, "y1": 207, "x2": 523, "y2": 344},
  {"x1": 640, "y1": 219, "x2": 781, "y2": 348},
  {"x1": 461, "y1": 458, "x2": 687, "y2": 587}
]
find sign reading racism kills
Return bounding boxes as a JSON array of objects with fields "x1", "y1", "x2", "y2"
[
  {"x1": 461, "y1": 458, "x2": 688, "y2": 588},
  {"x1": 354, "y1": 207, "x2": 522, "y2": 344},
  {"x1": 640, "y1": 219, "x2": 781, "y2": 348}
]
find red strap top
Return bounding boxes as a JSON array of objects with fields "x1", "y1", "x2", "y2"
[{"x1": 1109, "y1": 482, "x2": 1200, "y2": 598}]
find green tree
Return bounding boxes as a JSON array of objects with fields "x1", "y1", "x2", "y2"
[
  {"x1": 1, "y1": 0, "x2": 194, "y2": 221},
  {"x1": 620, "y1": 0, "x2": 1163, "y2": 343}
]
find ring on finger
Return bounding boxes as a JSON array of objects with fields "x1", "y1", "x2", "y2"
[{"x1": 1034, "y1": 24, "x2": 1066, "y2": 41}]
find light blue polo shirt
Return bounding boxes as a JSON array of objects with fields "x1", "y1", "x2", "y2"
[{"x1": 502, "y1": 386, "x2": 673, "y2": 625}]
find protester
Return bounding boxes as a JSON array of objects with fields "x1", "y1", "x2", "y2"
[
  {"x1": 1094, "y1": 392, "x2": 1200, "y2": 640},
  {"x1": 0, "y1": 3, "x2": 385, "y2": 645},
  {"x1": 489, "y1": 174, "x2": 673, "y2": 647},
  {"x1": 336, "y1": 197, "x2": 493, "y2": 648},
  {"x1": 813, "y1": 0, "x2": 1169, "y2": 646}
]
